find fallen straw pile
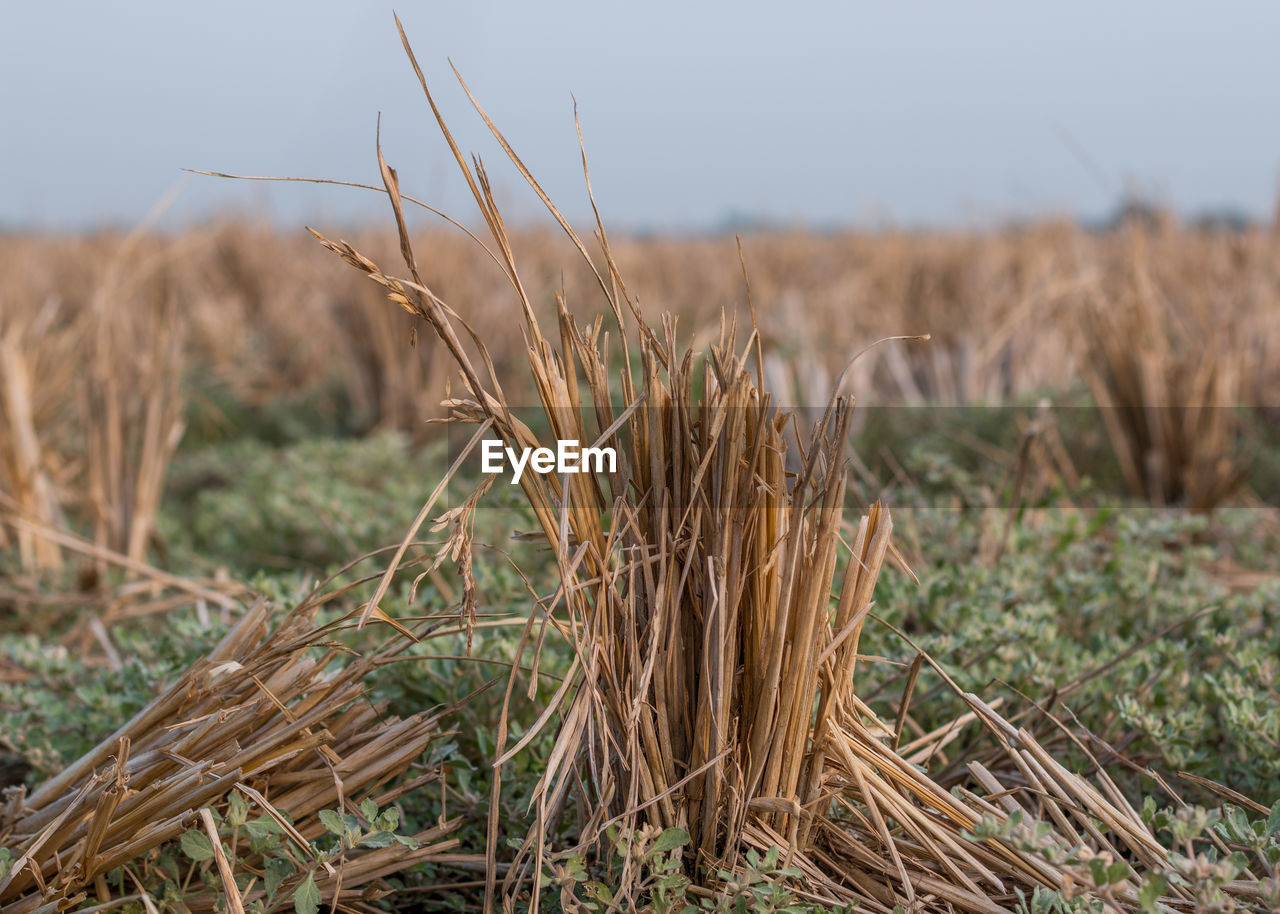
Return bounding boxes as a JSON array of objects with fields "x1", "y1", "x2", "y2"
[
  {"x1": 0, "y1": 595, "x2": 462, "y2": 914},
  {"x1": 305, "y1": 20, "x2": 1278, "y2": 913}
]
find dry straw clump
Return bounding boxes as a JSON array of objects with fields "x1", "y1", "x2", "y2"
[
  {"x1": 308, "y1": 20, "x2": 1270, "y2": 912},
  {"x1": 0, "y1": 223, "x2": 192, "y2": 579},
  {"x1": 1077, "y1": 225, "x2": 1260, "y2": 510}
]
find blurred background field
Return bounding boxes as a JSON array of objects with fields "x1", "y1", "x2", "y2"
[{"x1": 3, "y1": 214, "x2": 1278, "y2": 558}]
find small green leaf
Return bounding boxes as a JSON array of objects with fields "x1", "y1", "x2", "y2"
[
  {"x1": 227, "y1": 790, "x2": 249, "y2": 827},
  {"x1": 180, "y1": 829, "x2": 215, "y2": 862},
  {"x1": 1138, "y1": 875, "x2": 1166, "y2": 911},
  {"x1": 250, "y1": 815, "x2": 281, "y2": 834},
  {"x1": 318, "y1": 809, "x2": 344, "y2": 836},
  {"x1": 293, "y1": 872, "x2": 320, "y2": 914},
  {"x1": 582, "y1": 882, "x2": 613, "y2": 906},
  {"x1": 1267, "y1": 800, "x2": 1280, "y2": 836},
  {"x1": 1106, "y1": 861, "x2": 1129, "y2": 885},
  {"x1": 1226, "y1": 807, "x2": 1249, "y2": 841},
  {"x1": 245, "y1": 817, "x2": 281, "y2": 845},
  {"x1": 265, "y1": 856, "x2": 293, "y2": 902},
  {"x1": 157, "y1": 853, "x2": 180, "y2": 880},
  {"x1": 360, "y1": 798, "x2": 378, "y2": 822},
  {"x1": 360, "y1": 831, "x2": 395, "y2": 848},
  {"x1": 652, "y1": 828, "x2": 690, "y2": 854}
]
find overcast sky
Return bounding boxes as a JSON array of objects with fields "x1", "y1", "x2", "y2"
[{"x1": 2, "y1": 1, "x2": 1278, "y2": 233}]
